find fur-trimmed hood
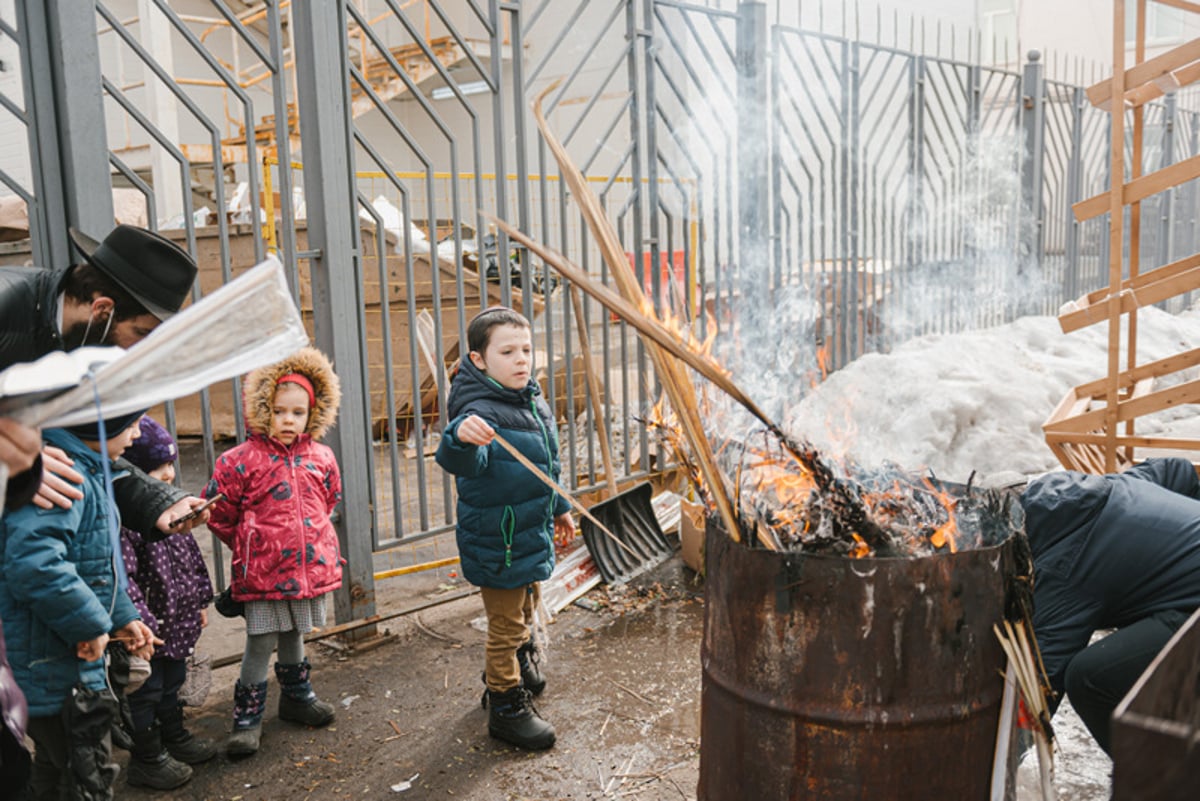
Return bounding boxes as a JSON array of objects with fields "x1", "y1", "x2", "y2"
[{"x1": 244, "y1": 346, "x2": 341, "y2": 440}]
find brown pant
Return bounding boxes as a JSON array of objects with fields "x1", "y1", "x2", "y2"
[{"x1": 480, "y1": 583, "x2": 539, "y2": 692}]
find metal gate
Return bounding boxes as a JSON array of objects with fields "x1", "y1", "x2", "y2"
[{"x1": 3, "y1": 0, "x2": 1200, "y2": 626}]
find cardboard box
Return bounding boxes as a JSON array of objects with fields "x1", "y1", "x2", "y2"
[{"x1": 679, "y1": 498, "x2": 705, "y2": 574}]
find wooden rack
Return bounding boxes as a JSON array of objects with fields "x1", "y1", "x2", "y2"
[{"x1": 1043, "y1": 1, "x2": 1200, "y2": 473}]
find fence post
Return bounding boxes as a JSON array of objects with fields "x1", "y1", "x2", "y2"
[
  {"x1": 1064, "y1": 83, "x2": 1085, "y2": 300},
  {"x1": 1159, "y1": 93, "x2": 1177, "y2": 279},
  {"x1": 1020, "y1": 50, "x2": 1046, "y2": 278},
  {"x1": 39, "y1": 0, "x2": 113, "y2": 244},
  {"x1": 290, "y1": 0, "x2": 378, "y2": 629},
  {"x1": 736, "y1": 1, "x2": 769, "y2": 309}
]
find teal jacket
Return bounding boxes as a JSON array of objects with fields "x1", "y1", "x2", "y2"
[
  {"x1": 0, "y1": 428, "x2": 139, "y2": 716},
  {"x1": 435, "y1": 360, "x2": 569, "y2": 589}
]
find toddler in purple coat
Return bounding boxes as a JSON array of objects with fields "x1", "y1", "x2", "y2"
[{"x1": 118, "y1": 415, "x2": 215, "y2": 790}]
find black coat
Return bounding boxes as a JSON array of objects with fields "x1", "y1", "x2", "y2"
[
  {"x1": 0, "y1": 264, "x2": 67, "y2": 370},
  {"x1": 1020, "y1": 457, "x2": 1200, "y2": 698},
  {"x1": 0, "y1": 264, "x2": 187, "y2": 535}
]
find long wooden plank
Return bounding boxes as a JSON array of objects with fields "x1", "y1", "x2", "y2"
[
  {"x1": 1086, "y1": 37, "x2": 1200, "y2": 107},
  {"x1": 1045, "y1": 432, "x2": 1200, "y2": 450},
  {"x1": 1060, "y1": 264, "x2": 1200, "y2": 332},
  {"x1": 1072, "y1": 347, "x2": 1200, "y2": 397},
  {"x1": 1080, "y1": 251, "x2": 1200, "y2": 306},
  {"x1": 1074, "y1": 154, "x2": 1200, "y2": 221},
  {"x1": 1044, "y1": 378, "x2": 1200, "y2": 434}
]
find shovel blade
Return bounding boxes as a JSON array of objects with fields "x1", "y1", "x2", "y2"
[{"x1": 580, "y1": 482, "x2": 672, "y2": 585}]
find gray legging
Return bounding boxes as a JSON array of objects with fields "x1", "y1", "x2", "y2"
[{"x1": 240, "y1": 628, "x2": 305, "y2": 685}]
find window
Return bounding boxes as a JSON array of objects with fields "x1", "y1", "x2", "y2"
[{"x1": 1126, "y1": 2, "x2": 1188, "y2": 45}]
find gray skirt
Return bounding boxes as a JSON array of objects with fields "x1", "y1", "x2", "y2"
[{"x1": 244, "y1": 595, "x2": 328, "y2": 636}]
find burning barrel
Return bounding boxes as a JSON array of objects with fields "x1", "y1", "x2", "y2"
[{"x1": 699, "y1": 511, "x2": 1016, "y2": 800}]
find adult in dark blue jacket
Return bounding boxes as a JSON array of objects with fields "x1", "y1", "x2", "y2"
[
  {"x1": 435, "y1": 306, "x2": 574, "y2": 752},
  {"x1": 1020, "y1": 457, "x2": 1200, "y2": 754}
]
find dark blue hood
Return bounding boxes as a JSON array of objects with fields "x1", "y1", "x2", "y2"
[{"x1": 447, "y1": 357, "x2": 541, "y2": 420}]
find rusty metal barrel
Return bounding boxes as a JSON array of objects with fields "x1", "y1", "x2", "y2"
[{"x1": 699, "y1": 520, "x2": 1013, "y2": 800}]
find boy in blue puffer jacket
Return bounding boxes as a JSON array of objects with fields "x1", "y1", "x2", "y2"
[
  {"x1": 435, "y1": 306, "x2": 575, "y2": 751},
  {"x1": 0, "y1": 411, "x2": 157, "y2": 799}
]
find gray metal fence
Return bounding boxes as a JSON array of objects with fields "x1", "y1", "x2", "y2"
[{"x1": 3, "y1": 0, "x2": 1200, "y2": 624}]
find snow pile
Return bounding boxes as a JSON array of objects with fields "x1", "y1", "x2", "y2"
[{"x1": 785, "y1": 305, "x2": 1200, "y2": 481}]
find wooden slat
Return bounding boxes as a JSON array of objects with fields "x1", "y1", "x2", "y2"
[
  {"x1": 1060, "y1": 263, "x2": 1200, "y2": 332},
  {"x1": 1086, "y1": 37, "x2": 1200, "y2": 107},
  {"x1": 1074, "y1": 153, "x2": 1200, "y2": 221},
  {"x1": 1156, "y1": 0, "x2": 1200, "y2": 16},
  {"x1": 1046, "y1": 432, "x2": 1200, "y2": 450},
  {"x1": 1044, "y1": 378, "x2": 1200, "y2": 434},
  {"x1": 1072, "y1": 347, "x2": 1200, "y2": 398},
  {"x1": 1082, "y1": 251, "x2": 1200, "y2": 305}
]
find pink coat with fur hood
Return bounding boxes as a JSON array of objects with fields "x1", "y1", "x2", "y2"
[{"x1": 204, "y1": 348, "x2": 345, "y2": 602}]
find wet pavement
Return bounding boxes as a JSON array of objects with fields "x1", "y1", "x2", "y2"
[{"x1": 113, "y1": 551, "x2": 705, "y2": 801}]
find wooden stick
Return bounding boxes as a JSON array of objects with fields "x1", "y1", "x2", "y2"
[
  {"x1": 523, "y1": 82, "x2": 746, "y2": 548},
  {"x1": 490, "y1": 432, "x2": 637, "y2": 557}
]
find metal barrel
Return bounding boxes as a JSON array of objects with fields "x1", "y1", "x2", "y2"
[{"x1": 699, "y1": 518, "x2": 1012, "y2": 800}]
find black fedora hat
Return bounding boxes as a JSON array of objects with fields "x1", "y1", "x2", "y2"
[{"x1": 68, "y1": 225, "x2": 198, "y2": 320}]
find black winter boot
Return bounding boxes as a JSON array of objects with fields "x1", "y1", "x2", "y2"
[
  {"x1": 275, "y1": 659, "x2": 335, "y2": 727},
  {"x1": 227, "y1": 679, "x2": 268, "y2": 757},
  {"x1": 517, "y1": 640, "x2": 546, "y2": 696},
  {"x1": 126, "y1": 725, "x2": 193, "y2": 790},
  {"x1": 486, "y1": 686, "x2": 556, "y2": 750},
  {"x1": 159, "y1": 702, "x2": 217, "y2": 764}
]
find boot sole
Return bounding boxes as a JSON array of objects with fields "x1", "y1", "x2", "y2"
[
  {"x1": 488, "y1": 726, "x2": 556, "y2": 751},
  {"x1": 167, "y1": 746, "x2": 219, "y2": 764},
  {"x1": 126, "y1": 768, "x2": 193, "y2": 790}
]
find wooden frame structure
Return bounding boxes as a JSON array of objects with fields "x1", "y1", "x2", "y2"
[{"x1": 1044, "y1": 0, "x2": 1200, "y2": 473}]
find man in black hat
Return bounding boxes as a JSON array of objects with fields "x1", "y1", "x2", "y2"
[{"x1": 0, "y1": 224, "x2": 211, "y2": 536}]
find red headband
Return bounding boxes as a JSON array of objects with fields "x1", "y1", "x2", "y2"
[{"x1": 276, "y1": 373, "x2": 315, "y2": 408}]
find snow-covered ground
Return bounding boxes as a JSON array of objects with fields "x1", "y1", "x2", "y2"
[
  {"x1": 787, "y1": 305, "x2": 1200, "y2": 481},
  {"x1": 785, "y1": 305, "x2": 1200, "y2": 800}
]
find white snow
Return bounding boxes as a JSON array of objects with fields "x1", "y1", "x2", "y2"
[{"x1": 786, "y1": 305, "x2": 1200, "y2": 483}]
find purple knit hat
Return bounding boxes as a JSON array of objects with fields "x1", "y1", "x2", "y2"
[{"x1": 123, "y1": 415, "x2": 178, "y2": 472}]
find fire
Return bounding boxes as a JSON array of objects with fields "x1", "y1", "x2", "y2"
[{"x1": 815, "y1": 343, "x2": 831, "y2": 381}]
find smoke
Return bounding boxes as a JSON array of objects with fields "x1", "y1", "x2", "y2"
[{"x1": 882, "y1": 129, "x2": 1050, "y2": 340}]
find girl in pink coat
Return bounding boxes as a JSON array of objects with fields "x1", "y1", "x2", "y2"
[{"x1": 203, "y1": 347, "x2": 343, "y2": 757}]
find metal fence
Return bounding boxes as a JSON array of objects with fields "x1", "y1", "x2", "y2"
[{"x1": 2, "y1": 0, "x2": 1200, "y2": 625}]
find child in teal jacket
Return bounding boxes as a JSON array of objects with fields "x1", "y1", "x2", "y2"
[
  {"x1": 435, "y1": 306, "x2": 574, "y2": 751},
  {"x1": 0, "y1": 413, "x2": 156, "y2": 798}
]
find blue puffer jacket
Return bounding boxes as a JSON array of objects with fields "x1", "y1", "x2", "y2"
[
  {"x1": 435, "y1": 359, "x2": 569, "y2": 589},
  {"x1": 0, "y1": 428, "x2": 140, "y2": 717},
  {"x1": 1020, "y1": 457, "x2": 1200, "y2": 700}
]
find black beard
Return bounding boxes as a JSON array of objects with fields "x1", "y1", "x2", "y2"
[{"x1": 61, "y1": 319, "x2": 118, "y2": 350}]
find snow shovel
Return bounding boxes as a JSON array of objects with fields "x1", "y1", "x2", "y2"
[{"x1": 569, "y1": 287, "x2": 672, "y2": 585}]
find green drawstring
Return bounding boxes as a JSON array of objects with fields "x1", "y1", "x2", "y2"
[{"x1": 501, "y1": 505, "x2": 515, "y2": 568}]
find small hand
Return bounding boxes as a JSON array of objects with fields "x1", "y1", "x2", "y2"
[
  {"x1": 114, "y1": 620, "x2": 162, "y2": 660},
  {"x1": 76, "y1": 633, "x2": 109, "y2": 662},
  {"x1": 159, "y1": 496, "x2": 210, "y2": 534},
  {"x1": 33, "y1": 445, "x2": 85, "y2": 510},
  {"x1": 456, "y1": 415, "x2": 495, "y2": 447},
  {"x1": 553, "y1": 512, "x2": 577, "y2": 547},
  {"x1": 199, "y1": 608, "x2": 209, "y2": 628}
]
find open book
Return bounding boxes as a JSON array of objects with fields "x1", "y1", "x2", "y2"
[
  {"x1": 0, "y1": 255, "x2": 309, "y2": 507},
  {"x1": 0, "y1": 347, "x2": 121, "y2": 415}
]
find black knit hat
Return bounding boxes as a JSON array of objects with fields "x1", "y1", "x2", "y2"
[
  {"x1": 63, "y1": 409, "x2": 146, "y2": 442},
  {"x1": 68, "y1": 225, "x2": 198, "y2": 320}
]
